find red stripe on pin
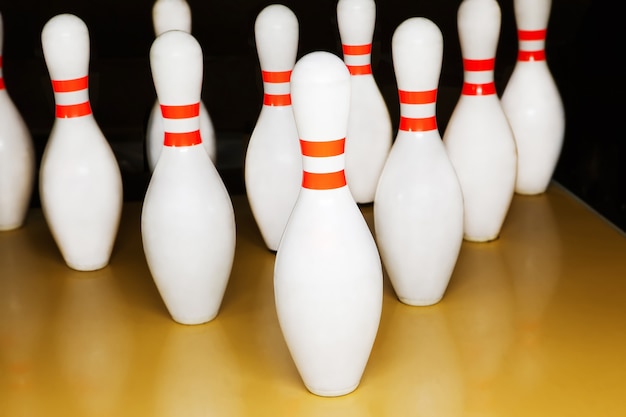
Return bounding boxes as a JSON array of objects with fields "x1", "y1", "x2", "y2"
[
  {"x1": 264, "y1": 94, "x2": 291, "y2": 106},
  {"x1": 55, "y1": 102, "x2": 92, "y2": 118},
  {"x1": 518, "y1": 29, "x2": 547, "y2": 41},
  {"x1": 52, "y1": 76, "x2": 89, "y2": 93},
  {"x1": 0, "y1": 78, "x2": 4, "y2": 90},
  {"x1": 0, "y1": 56, "x2": 3, "y2": 67},
  {"x1": 518, "y1": 50, "x2": 545, "y2": 62},
  {"x1": 399, "y1": 116, "x2": 437, "y2": 132},
  {"x1": 160, "y1": 103, "x2": 200, "y2": 119},
  {"x1": 262, "y1": 70, "x2": 291, "y2": 83},
  {"x1": 399, "y1": 89, "x2": 437, "y2": 104},
  {"x1": 302, "y1": 171, "x2": 346, "y2": 190},
  {"x1": 463, "y1": 58, "x2": 495, "y2": 71},
  {"x1": 462, "y1": 82, "x2": 496, "y2": 96},
  {"x1": 300, "y1": 138, "x2": 345, "y2": 158},
  {"x1": 342, "y1": 44, "x2": 372, "y2": 55},
  {"x1": 164, "y1": 131, "x2": 202, "y2": 147},
  {"x1": 346, "y1": 64, "x2": 372, "y2": 75}
]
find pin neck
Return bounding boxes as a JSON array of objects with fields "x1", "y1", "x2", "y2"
[
  {"x1": 517, "y1": 29, "x2": 547, "y2": 62},
  {"x1": 462, "y1": 58, "x2": 496, "y2": 96},
  {"x1": 161, "y1": 103, "x2": 202, "y2": 147},
  {"x1": 398, "y1": 89, "x2": 438, "y2": 132},
  {"x1": 342, "y1": 44, "x2": 373, "y2": 76},
  {"x1": 262, "y1": 70, "x2": 292, "y2": 106},
  {"x1": 300, "y1": 138, "x2": 347, "y2": 190},
  {"x1": 52, "y1": 76, "x2": 92, "y2": 118}
]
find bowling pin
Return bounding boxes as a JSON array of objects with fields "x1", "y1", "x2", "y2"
[
  {"x1": 337, "y1": 0, "x2": 392, "y2": 204},
  {"x1": 443, "y1": 0, "x2": 517, "y2": 242},
  {"x1": 40, "y1": 14, "x2": 123, "y2": 271},
  {"x1": 145, "y1": 0, "x2": 216, "y2": 171},
  {"x1": 0, "y1": 11, "x2": 35, "y2": 231},
  {"x1": 374, "y1": 18, "x2": 464, "y2": 306},
  {"x1": 141, "y1": 30, "x2": 236, "y2": 325},
  {"x1": 501, "y1": 0, "x2": 565, "y2": 195},
  {"x1": 274, "y1": 51, "x2": 382, "y2": 397},
  {"x1": 244, "y1": 4, "x2": 301, "y2": 252}
]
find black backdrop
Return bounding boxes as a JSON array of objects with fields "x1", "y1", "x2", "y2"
[{"x1": 1, "y1": 0, "x2": 623, "y2": 231}]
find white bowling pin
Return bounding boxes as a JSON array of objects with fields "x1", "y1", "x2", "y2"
[
  {"x1": 337, "y1": 0, "x2": 392, "y2": 204},
  {"x1": 443, "y1": 0, "x2": 517, "y2": 242},
  {"x1": 141, "y1": 30, "x2": 236, "y2": 325},
  {"x1": 501, "y1": 0, "x2": 565, "y2": 195},
  {"x1": 0, "y1": 12, "x2": 35, "y2": 231},
  {"x1": 374, "y1": 18, "x2": 464, "y2": 306},
  {"x1": 274, "y1": 51, "x2": 383, "y2": 397},
  {"x1": 145, "y1": 0, "x2": 216, "y2": 171},
  {"x1": 40, "y1": 14, "x2": 123, "y2": 271},
  {"x1": 244, "y1": 4, "x2": 301, "y2": 251}
]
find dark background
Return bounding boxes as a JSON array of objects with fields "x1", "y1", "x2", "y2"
[{"x1": 1, "y1": 0, "x2": 623, "y2": 231}]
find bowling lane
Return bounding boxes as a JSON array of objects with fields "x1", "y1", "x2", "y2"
[{"x1": 1, "y1": 182, "x2": 625, "y2": 416}]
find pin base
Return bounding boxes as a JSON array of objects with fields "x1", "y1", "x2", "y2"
[{"x1": 305, "y1": 381, "x2": 360, "y2": 397}]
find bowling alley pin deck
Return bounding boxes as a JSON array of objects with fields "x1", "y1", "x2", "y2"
[
  {"x1": 443, "y1": 0, "x2": 518, "y2": 242},
  {"x1": 337, "y1": 0, "x2": 392, "y2": 204},
  {"x1": 274, "y1": 51, "x2": 382, "y2": 397},
  {"x1": 501, "y1": 0, "x2": 565, "y2": 195},
  {"x1": 141, "y1": 30, "x2": 236, "y2": 325},
  {"x1": 0, "y1": 11, "x2": 36, "y2": 231},
  {"x1": 375, "y1": 17, "x2": 464, "y2": 306},
  {"x1": 244, "y1": 4, "x2": 302, "y2": 252},
  {"x1": 145, "y1": 0, "x2": 216, "y2": 171},
  {"x1": 39, "y1": 14, "x2": 123, "y2": 271}
]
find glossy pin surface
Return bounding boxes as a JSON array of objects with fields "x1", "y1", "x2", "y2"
[
  {"x1": 337, "y1": 0, "x2": 392, "y2": 204},
  {"x1": 501, "y1": 0, "x2": 565, "y2": 195},
  {"x1": 141, "y1": 30, "x2": 236, "y2": 325},
  {"x1": 375, "y1": 17, "x2": 464, "y2": 306},
  {"x1": 39, "y1": 14, "x2": 123, "y2": 270},
  {"x1": 145, "y1": 0, "x2": 216, "y2": 171},
  {"x1": 0, "y1": 11, "x2": 35, "y2": 231},
  {"x1": 244, "y1": 4, "x2": 301, "y2": 251},
  {"x1": 443, "y1": 0, "x2": 517, "y2": 242},
  {"x1": 274, "y1": 51, "x2": 382, "y2": 396}
]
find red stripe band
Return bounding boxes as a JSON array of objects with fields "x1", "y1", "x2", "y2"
[
  {"x1": 347, "y1": 64, "x2": 372, "y2": 75},
  {"x1": 463, "y1": 58, "x2": 495, "y2": 71},
  {"x1": 160, "y1": 103, "x2": 200, "y2": 119},
  {"x1": 0, "y1": 56, "x2": 3, "y2": 66},
  {"x1": 55, "y1": 102, "x2": 92, "y2": 118},
  {"x1": 262, "y1": 70, "x2": 291, "y2": 83},
  {"x1": 342, "y1": 44, "x2": 372, "y2": 55},
  {"x1": 518, "y1": 50, "x2": 546, "y2": 61},
  {"x1": 164, "y1": 131, "x2": 202, "y2": 147},
  {"x1": 399, "y1": 116, "x2": 437, "y2": 132},
  {"x1": 462, "y1": 82, "x2": 496, "y2": 96},
  {"x1": 399, "y1": 89, "x2": 437, "y2": 104},
  {"x1": 264, "y1": 94, "x2": 291, "y2": 106},
  {"x1": 52, "y1": 76, "x2": 89, "y2": 93},
  {"x1": 302, "y1": 171, "x2": 346, "y2": 190},
  {"x1": 0, "y1": 78, "x2": 4, "y2": 90},
  {"x1": 518, "y1": 29, "x2": 547, "y2": 41},
  {"x1": 300, "y1": 138, "x2": 345, "y2": 157}
]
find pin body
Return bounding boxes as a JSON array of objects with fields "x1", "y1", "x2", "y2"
[
  {"x1": 501, "y1": 0, "x2": 564, "y2": 195},
  {"x1": 375, "y1": 18, "x2": 464, "y2": 306},
  {"x1": 141, "y1": 30, "x2": 236, "y2": 325},
  {"x1": 145, "y1": 0, "x2": 216, "y2": 171},
  {"x1": 337, "y1": 0, "x2": 392, "y2": 204},
  {"x1": 443, "y1": 0, "x2": 517, "y2": 242},
  {"x1": 40, "y1": 14, "x2": 123, "y2": 270},
  {"x1": 244, "y1": 4, "x2": 301, "y2": 251},
  {"x1": 274, "y1": 52, "x2": 382, "y2": 397},
  {"x1": 0, "y1": 12, "x2": 35, "y2": 231}
]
